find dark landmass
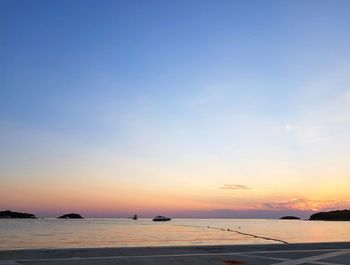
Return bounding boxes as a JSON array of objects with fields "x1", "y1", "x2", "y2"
[
  {"x1": 58, "y1": 213, "x2": 83, "y2": 219},
  {"x1": 0, "y1": 210, "x2": 36, "y2": 219},
  {"x1": 279, "y1": 216, "x2": 300, "y2": 220},
  {"x1": 309, "y1": 209, "x2": 350, "y2": 221}
]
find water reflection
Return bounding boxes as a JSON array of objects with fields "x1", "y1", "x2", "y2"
[{"x1": 0, "y1": 218, "x2": 349, "y2": 250}]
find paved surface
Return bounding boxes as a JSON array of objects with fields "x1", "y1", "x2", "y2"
[{"x1": 0, "y1": 242, "x2": 349, "y2": 265}]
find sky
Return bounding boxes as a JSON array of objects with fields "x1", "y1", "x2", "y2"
[{"x1": 1, "y1": 0, "x2": 350, "y2": 218}]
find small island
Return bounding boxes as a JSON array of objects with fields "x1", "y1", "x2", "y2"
[
  {"x1": 58, "y1": 213, "x2": 83, "y2": 219},
  {"x1": 309, "y1": 209, "x2": 350, "y2": 221},
  {"x1": 279, "y1": 216, "x2": 301, "y2": 220},
  {"x1": 0, "y1": 210, "x2": 37, "y2": 219}
]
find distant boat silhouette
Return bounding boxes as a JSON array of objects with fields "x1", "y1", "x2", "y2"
[
  {"x1": 132, "y1": 214, "x2": 138, "y2": 220},
  {"x1": 152, "y1": 215, "x2": 171, "y2": 221}
]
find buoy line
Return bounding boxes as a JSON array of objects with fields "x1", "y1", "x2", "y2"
[{"x1": 172, "y1": 224, "x2": 289, "y2": 244}]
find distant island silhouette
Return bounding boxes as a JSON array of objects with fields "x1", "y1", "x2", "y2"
[
  {"x1": 58, "y1": 213, "x2": 83, "y2": 219},
  {"x1": 1, "y1": 209, "x2": 349, "y2": 220},
  {"x1": 279, "y1": 216, "x2": 300, "y2": 220},
  {"x1": 309, "y1": 209, "x2": 350, "y2": 221},
  {"x1": 0, "y1": 210, "x2": 36, "y2": 219}
]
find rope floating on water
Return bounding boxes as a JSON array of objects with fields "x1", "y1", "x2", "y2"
[{"x1": 173, "y1": 224, "x2": 289, "y2": 244}]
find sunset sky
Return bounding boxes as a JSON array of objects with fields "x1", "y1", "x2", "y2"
[{"x1": 1, "y1": 0, "x2": 350, "y2": 218}]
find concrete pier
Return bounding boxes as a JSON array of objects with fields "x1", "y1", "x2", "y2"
[{"x1": 0, "y1": 242, "x2": 349, "y2": 265}]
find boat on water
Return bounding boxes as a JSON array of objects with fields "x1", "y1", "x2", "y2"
[
  {"x1": 152, "y1": 215, "x2": 171, "y2": 221},
  {"x1": 132, "y1": 214, "x2": 138, "y2": 220}
]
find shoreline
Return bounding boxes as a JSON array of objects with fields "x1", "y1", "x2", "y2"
[
  {"x1": 0, "y1": 242, "x2": 350, "y2": 265},
  {"x1": 1, "y1": 242, "x2": 350, "y2": 265},
  {"x1": 0, "y1": 241, "x2": 350, "y2": 252}
]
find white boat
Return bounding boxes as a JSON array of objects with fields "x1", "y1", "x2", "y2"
[{"x1": 152, "y1": 215, "x2": 171, "y2": 221}]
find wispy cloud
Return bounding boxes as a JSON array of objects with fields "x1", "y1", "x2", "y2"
[
  {"x1": 219, "y1": 184, "x2": 250, "y2": 190},
  {"x1": 261, "y1": 198, "x2": 350, "y2": 212}
]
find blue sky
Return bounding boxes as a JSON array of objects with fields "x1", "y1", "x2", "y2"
[{"x1": 1, "y1": 0, "x2": 350, "y2": 217}]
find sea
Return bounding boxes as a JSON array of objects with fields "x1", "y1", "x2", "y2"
[{"x1": 1, "y1": 218, "x2": 349, "y2": 250}]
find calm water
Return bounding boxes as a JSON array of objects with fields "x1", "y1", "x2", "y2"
[{"x1": 1, "y1": 218, "x2": 349, "y2": 250}]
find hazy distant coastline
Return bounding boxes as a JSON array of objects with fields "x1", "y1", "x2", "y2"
[
  {"x1": 309, "y1": 210, "x2": 350, "y2": 221},
  {"x1": 0, "y1": 210, "x2": 36, "y2": 219},
  {"x1": 1, "y1": 209, "x2": 350, "y2": 221},
  {"x1": 0, "y1": 210, "x2": 83, "y2": 219}
]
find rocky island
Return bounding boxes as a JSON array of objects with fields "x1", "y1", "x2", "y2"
[
  {"x1": 0, "y1": 210, "x2": 37, "y2": 219},
  {"x1": 279, "y1": 216, "x2": 301, "y2": 220},
  {"x1": 309, "y1": 209, "x2": 350, "y2": 221},
  {"x1": 58, "y1": 213, "x2": 83, "y2": 219}
]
